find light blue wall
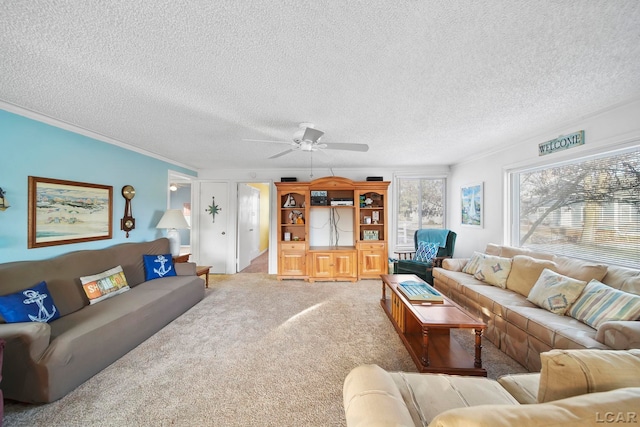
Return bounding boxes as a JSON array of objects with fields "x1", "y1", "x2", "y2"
[{"x1": 1, "y1": 109, "x2": 197, "y2": 262}]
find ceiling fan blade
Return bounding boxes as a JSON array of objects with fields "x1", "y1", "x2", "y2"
[
  {"x1": 268, "y1": 149, "x2": 295, "y2": 159},
  {"x1": 322, "y1": 143, "x2": 369, "y2": 152},
  {"x1": 242, "y1": 138, "x2": 292, "y2": 145},
  {"x1": 302, "y1": 127, "x2": 324, "y2": 143}
]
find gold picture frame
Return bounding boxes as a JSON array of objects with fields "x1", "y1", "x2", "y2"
[{"x1": 28, "y1": 176, "x2": 113, "y2": 248}]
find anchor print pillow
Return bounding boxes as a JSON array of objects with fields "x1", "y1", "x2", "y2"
[
  {"x1": 143, "y1": 254, "x2": 177, "y2": 281},
  {"x1": 0, "y1": 281, "x2": 61, "y2": 323},
  {"x1": 80, "y1": 265, "x2": 130, "y2": 305}
]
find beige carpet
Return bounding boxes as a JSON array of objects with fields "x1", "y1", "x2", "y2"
[
  {"x1": 4, "y1": 274, "x2": 526, "y2": 426},
  {"x1": 240, "y1": 250, "x2": 268, "y2": 273}
]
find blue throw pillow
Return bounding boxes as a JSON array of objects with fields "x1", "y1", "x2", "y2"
[
  {"x1": 0, "y1": 281, "x2": 60, "y2": 323},
  {"x1": 143, "y1": 254, "x2": 177, "y2": 280},
  {"x1": 415, "y1": 242, "x2": 439, "y2": 262}
]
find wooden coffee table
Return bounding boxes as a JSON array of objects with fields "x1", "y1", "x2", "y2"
[{"x1": 381, "y1": 274, "x2": 487, "y2": 376}]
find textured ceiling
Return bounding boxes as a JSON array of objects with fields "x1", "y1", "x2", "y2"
[{"x1": 2, "y1": 1, "x2": 640, "y2": 171}]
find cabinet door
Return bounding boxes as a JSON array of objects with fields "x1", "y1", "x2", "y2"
[
  {"x1": 334, "y1": 252, "x2": 357, "y2": 278},
  {"x1": 280, "y1": 251, "x2": 306, "y2": 276},
  {"x1": 359, "y1": 250, "x2": 385, "y2": 276},
  {"x1": 310, "y1": 253, "x2": 333, "y2": 278}
]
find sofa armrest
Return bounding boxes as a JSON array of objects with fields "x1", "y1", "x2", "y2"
[
  {"x1": 343, "y1": 364, "x2": 415, "y2": 427},
  {"x1": 175, "y1": 262, "x2": 197, "y2": 276},
  {"x1": 0, "y1": 322, "x2": 51, "y2": 362},
  {"x1": 441, "y1": 258, "x2": 469, "y2": 272},
  {"x1": 596, "y1": 321, "x2": 640, "y2": 349}
]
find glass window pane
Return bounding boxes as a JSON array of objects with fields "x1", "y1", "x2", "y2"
[
  {"x1": 396, "y1": 177, "x2": 445, "y2": 247},
  {"x1": 512, "y1": 148, "x2": 640, "y2": 268}
]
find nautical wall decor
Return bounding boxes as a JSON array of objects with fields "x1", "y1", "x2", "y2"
[{"x1": 205, "y1": 196, "x2": 221, "y2": 223}]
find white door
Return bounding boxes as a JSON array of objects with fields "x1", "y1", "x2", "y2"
[
  {"x1": 198, "y1": 182, "x2": 229, "y2": 273},
  {"x1": 237, "y1": 184, "x2": 260, "y2": 271}
]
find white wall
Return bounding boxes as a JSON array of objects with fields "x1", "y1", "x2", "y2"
[{"x1": 448, "y1": 98, "x2": 640, "y2": 258}]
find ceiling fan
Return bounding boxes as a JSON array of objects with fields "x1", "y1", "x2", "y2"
[{"x1": 242, "y1": 123, "x2": 369, "y2": 159}]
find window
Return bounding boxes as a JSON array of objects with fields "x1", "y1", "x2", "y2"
[
  {"x1": 510, "y1": 147, "x2": 640, "y2": 268},
  {"x1": 396, "y1": 177, "x2": 446, "y2": 247}
]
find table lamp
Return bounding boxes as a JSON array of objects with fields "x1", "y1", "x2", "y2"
[{"x1": 156, "y1": 209, "x2": 190, "y2": 256}]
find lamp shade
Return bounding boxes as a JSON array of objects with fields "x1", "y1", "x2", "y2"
[
  {"x1": 156, "y1": 210, "x2": 189, "y2": 256},
  {"x1": 156, "y1": 209, "x2": 189, "y2": 230}
]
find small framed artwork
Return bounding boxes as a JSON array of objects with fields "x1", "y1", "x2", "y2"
[
  {"x1": 28, "y1": 176, "x2": 113, "y2": 248},
  {"x1": 461, "y1": 182, "x2": 483, "y2": 228},
  {"x1": 372, "y1": 210, "x2": 380, "y2": 223},
  {"x1": 363, "y1": 230, "x2": 379, "y2": 240}
]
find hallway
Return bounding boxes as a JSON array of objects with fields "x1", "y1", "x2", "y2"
[{"x1": 240, "y1": 250, "x2": 268, "y2": 273}]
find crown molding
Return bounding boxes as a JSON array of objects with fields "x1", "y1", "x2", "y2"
[{"x1": 0, "y1": 100, "x2": 197, "y2": 172}]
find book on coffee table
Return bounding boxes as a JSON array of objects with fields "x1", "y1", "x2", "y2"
[{"x1": 397, "y1": 281, "x2": 444, "y2": 303}]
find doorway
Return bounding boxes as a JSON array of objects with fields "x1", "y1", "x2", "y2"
[
  {"x1": 237, "y1": 182, "x2": 270, "y2": 273},
  {"x1": 168, "y1": 171, "x2": 193, "y2": 255}
]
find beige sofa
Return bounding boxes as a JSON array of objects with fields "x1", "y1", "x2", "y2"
[
  {"x1": 433, "y1": 244, "x2": 640, "y2": 371},
  {"x1": 0, "y1": 238, "x2": 204, "y2": 403},
  {"x1": 343, "y1": 349, "x2": 640, "y2": 427}
]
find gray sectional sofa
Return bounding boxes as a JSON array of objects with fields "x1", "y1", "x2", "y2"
[
  {"x1": 433, "y1": 243, "x2": 640, "y2": 371},
  {"x1": 0, "y1": 238, "x2": 204, "y2": 403}
]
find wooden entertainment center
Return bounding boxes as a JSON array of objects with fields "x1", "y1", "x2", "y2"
[{"x1": 275, "y1": 176, "x2": 389, "y2": 282}]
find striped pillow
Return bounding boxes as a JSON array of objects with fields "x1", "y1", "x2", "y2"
[
  {"x1": 462, "y1": 252, "x2": 485, "y2": 275},
  {"x1": 568, "y1": 280, "x2": 640, "y2": 329}
]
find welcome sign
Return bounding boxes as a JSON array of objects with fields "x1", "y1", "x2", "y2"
[{"x1": 539, "y1": 130, "x2": 584, "y2": 156}]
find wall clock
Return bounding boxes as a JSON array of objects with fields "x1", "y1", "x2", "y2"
[{"x1": 120, "y1": 185, "x2": 136, "y2": 237}]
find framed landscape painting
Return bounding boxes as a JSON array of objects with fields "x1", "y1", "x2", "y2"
[
  {"x1": 461, "y1": 182, "x2": 483, "y2": 228},
  {"x1": 28, "y1": 176, "x2": 113, "y2": 248}
]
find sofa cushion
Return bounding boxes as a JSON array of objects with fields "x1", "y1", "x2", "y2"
[
  {"x1": 461, "y1": 252, "x2": 484, "y2": 275},
  {"x1": 537, "y1": 348, "x2": 640, "y2": 403},
  {"x1": 473, "y1": 255, "x2": 512, "y2": 288},
  {"x1": 390, "y1": 371, "x2": 518, "y2": 425},
  {"x1": 601, "y1": 265, "x2": 640, "y2": 294},
  {"x1": 568, "y1": 280, "x2": 640, "y2": 329},
  {"x1": 143, "y1": 254, "x2": 177, "y2": 280},
  {"x1": 554, "y1": 256, "x2": 608, "y2": 283},
  {"x1": 527, "y1": 269, "x2": 587, "y2": 315},
  {"x1": 506, "y1": 255, "x2": 558, "y2": 297},
  {"x1": 504, "y1": 305, "x2": 602, "y2": 349},
  {"x1": 0, "y1": 281, "x2": 60, "y2": 323},
  {"x1": 499, "y1": 245, "x2": 555, "y2": 261},
  {"x1": 497, "y1": 373, "x2": 540, "y2": 404},
  {"x1": 79, "y1": 265, "x2": 130, "y2": 305},
  {"x1": 429, "y1": 387, "x2": 640, "y2": 427}
]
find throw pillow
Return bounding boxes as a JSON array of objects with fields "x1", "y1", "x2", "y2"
[
  {"x1": 568, "y1": 280, "x2": 640, "y2": 329},
  {"x1": 537, "y1": 349, "x2": 640, "y2": 403},
  {"x1": 473, "y1": 254, "x2": 512, "y2": 288},
  {"x1": 415, "y1": 241, "x2": 439, "y2": 262},
  {"x1": 143, "y1": 254, "x2": 177, "y2": 280},
  {"x1": 506, "y1": 255, "x2": 558, "y2": 297},
  {"x1": 527, "y1": 269, "x2": 587, "y2": 315},
  {"x1": 0, "y1": 281, "x2": 60, "y2": 323},
  {"x1": 462, "y1": 252, "x2": 485, "y2": 275},
  {"x1": 80, "y1": 265, "x2": 130, "y2": 305}
]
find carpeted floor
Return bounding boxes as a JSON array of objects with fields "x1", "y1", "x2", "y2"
[
  {"x1": 3, "y1": 274, "x2": 526, "y2": 427},
  {"x1": 240, "y1": 250, "x2": 268, "y2": 273}
]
